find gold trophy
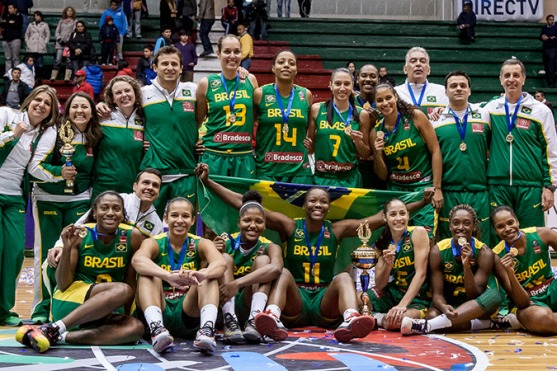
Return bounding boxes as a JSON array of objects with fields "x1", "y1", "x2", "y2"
[
  {"x1": 351, "y1": 220, "x2": 378, "y2": 315},
  {"x1": 58, "y1": 120, "x2": 75, "y2": 195}
]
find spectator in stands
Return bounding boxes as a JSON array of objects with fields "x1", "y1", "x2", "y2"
[
  {"x1": 378, "y1": 66, "x2": 396, "y2": 86},
  {"x1": 154, "y1": 26, "x2": 173, "y2": 55},
  {"x1": 116, "y1": 59, "x2": 134, "y2": 77},
  {"x1": 160, "y1": 0, "x2": 178, "y2": 31},
  {"x1": 7, "y1": 55, "x2": 35, "y2": 89},
  {"x1": 11, "y1": 0, "x2": 32, "y2": 35},
  {"x1": 540, "y1": 14, "x2": 557, "y2": 88},
  {"x1": 246, "y1": 0, "x2": 267, "y2": 40},
  {"x1": 24, "y1": 11, "x2": 49, "y2": 78},
  {"x1": 67, "y1": 21, "x2": 94, "y2": 80},
  {"x1": 179, "y1": 0, "x2": 197, "y2": 35},
  {"x1": 1, "y1": 67, "x2": 29, "y2": 109},
  {"x1": 277, "y1": 0, "x2": 290, "y2": 18},
  {"x1": 174, "y1": 29, "x2": 197, "y2": 82},
  {"x1": 457, "y1": 0, "x2": 476, "y2": 44},
  {"x1": 51, "y1": 6, "x2": 77, "y2": 81},
  {"x1": 347, "y1": 61, "x2": 357, "y2": 89},
  {"x1": 535, "y1": 90, "x2": 555, "y2": 113},
  {"x1": 136, "y1": 44, "x2": 156, "y2": 85},
  {"x1": 84, "y1": 62, "x2": 105, "y2": 101},
  {"x1": 221, "y1": 0, "x2": 239, "y2": 34},
  {"x1": 100, "y1": 0, "x2": 128, "y2": 61},
  {"x1": 72, "y1": 69, "x2": 94, "y2": 99},
  {"x1": 199, "y1": 0, "x2": 216, "y2": 58},
  {"x1": 1, "y1": 4, "x2": 23, "y2": 75},
  {"x1": 127, "y1": 0, "x2": 143, "y2": 38},
  {"x1": 99, "y1": 15, "x2": 119, "y2": 65},
  {"x1": 237, "y1": 24, "x2": 253, "y2": 70},
  {"x1": 297, "y1": 0, "x2": 311, "y2": 18}
]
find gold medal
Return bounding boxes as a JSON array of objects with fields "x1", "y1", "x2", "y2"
[
  {"x1": 228, "y1": 113, "x2": 237, "y2": 123},
  {"x1": 376, "y1": 131, "x2": 385, "y2": 140},
  {"x1": 510, "y1": 247, "x2": 518, "y2": 256},
  {"x1": 78, "y1": 228, "x2": 88, "y2": 238},
  {"x1": 282, "y1": 124, "x2": 289, "y2": 134},
  {"x1": 220, "y1": 232, "x2": 229, "y2": 241},
  {"x1": 458, "y1": 237, "x2": 467, "y2": 246},
  {"x1": 459, "y1": 142, "x2": 467, "y2": 151},
  {"x1": 388, "y1": 244, "x2": 396, "y2": 252},
  {"x1": 344, "y1": 126, "x2": 352, "y2": 136},
  {"x1": 311, "y1": 267, "x2": 315, "y2": 277},
  {"x1": 506, "y1": 133, "x2": 514, "y2": 143},
  {"x1": 363, "y1": 102, "x2": 371, "y2": 110}
]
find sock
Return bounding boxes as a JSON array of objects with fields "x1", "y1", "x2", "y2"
[
  {"x1": 266, "y1": 304, "x2": 281, "y2": 319},
  {"x1": 200, "y1": 304, "x2": 218, "y2": 328},
  {"x1": 222, "y1": 299, "x2": 236, "y2": 318},
  {"x1": 58, "y1": 331, "x2": 68, "y2": 344},
  {"x1": 53, "y1": 320, "x2": 66, "y2": 334},
  {"x1": 470, "y1": 319, "x2": 491, "y2": 331},
  {"x1": 144, "y1": 305, "x2": 164, "y2": 332},
  {"x1": 343, "y1": 308, "x2": 359, "y2": 321},
  {"x1": 373, "y1": 313, "x2": 386, "y2": 328},
  {"x1": 428, "y1": 314, "x2": 452, "y2": 331},
  {"x1": 248, "y1": 292, "x2": 268, "y2": 320}
]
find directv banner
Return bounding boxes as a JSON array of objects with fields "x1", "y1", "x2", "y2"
[{"x1": 454, "y1": 0, "x2": 544, "y2": 21}]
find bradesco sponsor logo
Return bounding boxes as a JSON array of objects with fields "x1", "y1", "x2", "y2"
[
  {"x1": 264, "y1": 152, "x2": 304, "y2": 163},
  {"x1": 315, "y1": 161, "x2": 353, "y2": 172},
  {"x1": 214, "y1": 132, "x2": 252, "y2": 143}
]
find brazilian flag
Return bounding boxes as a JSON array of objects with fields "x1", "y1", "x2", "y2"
[{"x1": 197, "y1": 175, "x2": 422, "y2": 274}]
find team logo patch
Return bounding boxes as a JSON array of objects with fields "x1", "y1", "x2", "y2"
[
  {"x1": 521, "y1": 107, "x2": 532, "y2": 115},
  {"x1": 533, "y1": 240, "x2": 541, "y2": 254},
  {"x1": 134, "y1": 130, "x2": 144, "y2": 141},
  {"x1": 403, "y1": 118, "x2": 410, "y2": 130},
  {"x1": 182, "y1": 89, "x2": 192, "y2": 97},
  {"x1": 472, "y1": 123, "x2": 484, "y2": 133},
  {"x1": 516, "y1": 118, "x2": 530, "y2": 130},
  {"x1": 186, "y1": 251, "x2": 196, "y2": 257},
  {"x1": 324, "y1": 227, "x2": 330, "y2": 239},
  {"x1": 299, "y1": 91, "x2": 305, "y2": 101},
  {"x1": 211, "y1": 79, "x2": 221, "y2": 89},
  {"x1": 134, "y1": 118, "x2": 144, "y2": 127},
  {"x1": 86, "y1": 147, "x2": 94, "y2": 156},
  {"x1": 444, "y1": 262, "x2": 454, "y2": 272},
  {"x1": 265, "y1": 95, "x2": 276, "y2": 103},
  {"x1": 116, "y1": 244, "x2": 127, "y2": 252},
  {"x1": 472, "y1": 113, "x2": 481, "y2": 119},
  {"x1": 144, "y1": 221, "x2": 154, "y2": 232},
  {"x1": 295, "y1": 229, "x2": 304, "y2": 238},
  {"x1": 188, "y1": 239, "x2": 196, "y2": 251},
  {"x1": 403, "y1": 244, "x2": 411, "y2": 252},
  {"x1": 182, "y1": 101, "x2": 194, "y2": 112},
  {"x1": 426, "y1": 96, "x2": 437, "y2": 102}
]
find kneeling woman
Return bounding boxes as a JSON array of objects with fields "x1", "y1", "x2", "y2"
[
  {"x1": 17, "y1": 191, "x2": 144, "y2": 352},
  {"x1": 132, "y1": 198, "x2": 226, "y2": 354}
]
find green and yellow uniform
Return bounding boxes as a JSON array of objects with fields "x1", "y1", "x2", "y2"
[
  {"x1": 281, "y1": 218, "x2": 342, "y2": 328},
  {"x1": 314, "y1": 102, "x2": 363, "y2": 187},
  {"x1": 200, "y1": 74, "x2": 256, "y2": 178},
  {"x1": 255, "y1": 84, "x2": 312, "y2": 184},
  {"x1": 52, "y1": 223, "x2": 134, "y2": 327},
  {"x1": 493, "y1": 228, "x2": 557, "y2": 310},
  {"x1": 151, "y1": 232, "x2": 202, "y2": 338},
  {"x1": 369, "y1": 227, "x2": 430, "y2": 316},
  {"x1": 433, "y1": 106, "x2": 491, "y2": 240}
]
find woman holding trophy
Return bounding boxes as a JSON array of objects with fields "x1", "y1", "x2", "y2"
[{"x1": 29, "y1": 92, "x2": 102, "y2": 324}]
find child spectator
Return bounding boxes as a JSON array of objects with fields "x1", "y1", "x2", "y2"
[
  {"x1": 99, "y1": 15, "x2": 119, "y2": 65},
  {"x1": 221, "y1": 0, "x2": 238, "y2": 34},
  {"x1": 100, "y1": 0, "x2": 128, "y2": 60},
  {"x1": 1, "y1": 67, "x2": 29, "y2": 108},
  {"x1": 457, "y1": 0, "x2": 476, "y2": 44},
  {"x1": 136, "y1": 43, "x2": 156, "y2": 85},
  {"x1": 237, "y1": 24, "x2": 253, "y2": 70},
  {"x1": 154, "y1": 26, "x2": 173, "y2": 54},
  {"x1": 72, "y1": 69, "x2": 95, "y2": 98},
  {"x1": 174, "y1": 29, "x2": 197, "y2": 82},
  {"x1": 84, "y1": 62, "x2": 105, "y2": 101},
  {"x1": 116, "y1": 59, "x2": 134, "y2": 77},
  {"x1": 24, "y1": 11, "x2": 50, "y2": 78}
]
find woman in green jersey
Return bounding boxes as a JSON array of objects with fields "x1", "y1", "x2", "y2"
[
  {"x1": 16, "y1": 191, "x2": 144, "y2": 352},
  {"x1": 132, "y1": 197, "x2": 226, "y2": 354},
  {"x1": 196, "y1": 35, "x2": 259, "y2": 178},
  {"x1": 307, "y1": 67, "x2": 371, "y2": 188},
  {"x1": 369, "y1": 198, "x2": 431, "y2": 331},
  {"x1": 254, "y1": 50, "x2": 313, "y2": 184},
  {"x1": 92, "y1": 76, "x2": 145, "y2": 200},
  {"x1": 372, "y1": 83, "x2": 443, "y2": 234}
]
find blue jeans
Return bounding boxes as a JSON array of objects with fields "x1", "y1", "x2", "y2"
[
  {"x1": 277, "y1": 0, "x2": 291, "y2": 17},
  {"x1": 241, "y1": 58, "x2": 251, "y2": 70},
  {"x1": 200, "y1": 18, "x2": 215, "y2": 53}
]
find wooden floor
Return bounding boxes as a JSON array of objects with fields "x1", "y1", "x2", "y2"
[{"x1": 9, "y1": 258, "x2": 557, "y2": 370}]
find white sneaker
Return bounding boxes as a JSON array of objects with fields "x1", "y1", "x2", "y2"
[
  {"x1": 401, "y1": 317, "x2": 430, "y2": 335},
  {"x1": 150, "y1": 322, "x2": 174, "y2": 353},
  {"x1": 193, "y1": 321, "x2": 216, "y2": 353}
]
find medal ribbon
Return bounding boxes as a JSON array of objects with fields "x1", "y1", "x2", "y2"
[
  {"x1": 504, "y1": 231, "x2": 523, "y2": 254},
  {"x1": 407, "y1": 82, "x2": 427, "y2": 106},
  {"x1": 390, "y1": 229, "x2": 408, "y2": 254},
  {"x1": 274, "y1": 84, "x2": 295, "y2": 125},
  {"x1": 451, "y1": 237, "x2": 475, "y2": 258},
  {"x1": 87, "y1": 226, "x2": 117, "y2": 242},
  {"x1": 303, "y1": 221, "x2": 325, "y2": 275},
  {"x1": 332, "y1": 102, "x2": 353, "y2": 133},
  {"x1": 381, "y1": 112, "x2": 401, "y2": 140},
  {"x1": 167, "y1": 233, "x2": 189, "y2": 271},
  {"x1": 449, "y1": 106, "x2": 470, "y2": 144},
  {"x1": 220, "y1": 73, "x2": 240, "y2": 117},
  {"x1": 504, "y1": 95, "x2": 523, "y2": 136},
  {"x1": 357, "y1": 95, "x2": 376, "y2": 109},
  {"x1": 227, "y1": 233, "x2": 242, "y2": 251}
]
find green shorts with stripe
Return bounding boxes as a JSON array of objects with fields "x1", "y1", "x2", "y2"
[
  {"x1": 52, "y1": 281, "x2": 94, "y2": 330},
  {"x1": 282, "y1": 286, "x2": 342, "y2": 329},
  {"x1": 369, "y1": 284, "x2": 430, "y2": 317},
  {"x1": 528, "y1": 278, "x2": 557, "y2": 311},
  {"x1": 200, "y1": 151, "x2": 256, "y2": 179},
  {"x1": 163, "y1": 295, "x2": 199, "y2": 339}
]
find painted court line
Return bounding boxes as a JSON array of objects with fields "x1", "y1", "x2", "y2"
[
  {"x1": 330, "y1": 353, "x2": 397, "y2": 371},
  {"x1": 222, "y1": 351, "x2": 288, "y2": 370}
]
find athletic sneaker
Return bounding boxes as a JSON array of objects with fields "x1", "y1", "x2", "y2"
[
  {"x1": 223, "y1": 313, "x2": 245, "y2": 344},
  {"x1": 401, "y1": 317, "x2": 430, "y2": 335},
  {"x1": 15, "y1": 323, "x2": 60, "y2": 352},
  {"x1": 150, "y1": 322, "x2": 174, "y2": 353},
  {"x1": 254, "y1": 311, "x2": 288, "y2": 341},
  {"x1": 243, "y1": 318, "x2": 262, "y2": 343},
  {"x1": 333, "y1": 314, "x2": 375, "y2": 343},
  {"x1": 2, "y1": 315, "x2": 22, "y2": 326},
  {"x1": 193, "y1": 321, "x2": 216, "y2": 353}
]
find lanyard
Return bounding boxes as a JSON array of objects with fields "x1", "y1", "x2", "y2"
[
  {"x1": 332, "y1": 102, "x2": 353, "y2": 132},
  {"x1": 451, "y1": 237, "x2": 475, "y2": 258},
  {"x1": 87, "y1": 225, "x2": 117, "y2": 242},
  {"x1": 227, "y1": 233, "x2": 242, "y2": 251},
  {"x1": 275, "y1": 84, "x2": 295, "y2": 125},
  {"x1": 407, "y1": 82, "x2": 427, "y2": 106},
  {"x1": 357, "y1": 95, "x2": 376, "y2": 108},
  {"x1": 303, "y1": 220, "x2": 325, "y2": 275},
  {"x1": 390, "y1": 229, "x2": 407, "y2": 254},
  {"x1": 449, "y1": 106, "x2": 470, "y2": 143},
  {"x1": 382, "y1": 112, "x2": 401, "y2": 140},
  {"x1": 504, "y1": 95, "x2": 523, "y2": 134},
  {"x1": 167, "y1": 233, "x2": 189, "y2": 271},
  {"x1": 504, "y1": 231, "x2": 523, "y2": 253},
  {"x1": 220, "y1": 73, "x2": 240, "y2": 113}
]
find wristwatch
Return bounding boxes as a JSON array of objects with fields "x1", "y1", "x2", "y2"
[{"x1": 545, "y1": 185, "x2": 557, "y2": 193}]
